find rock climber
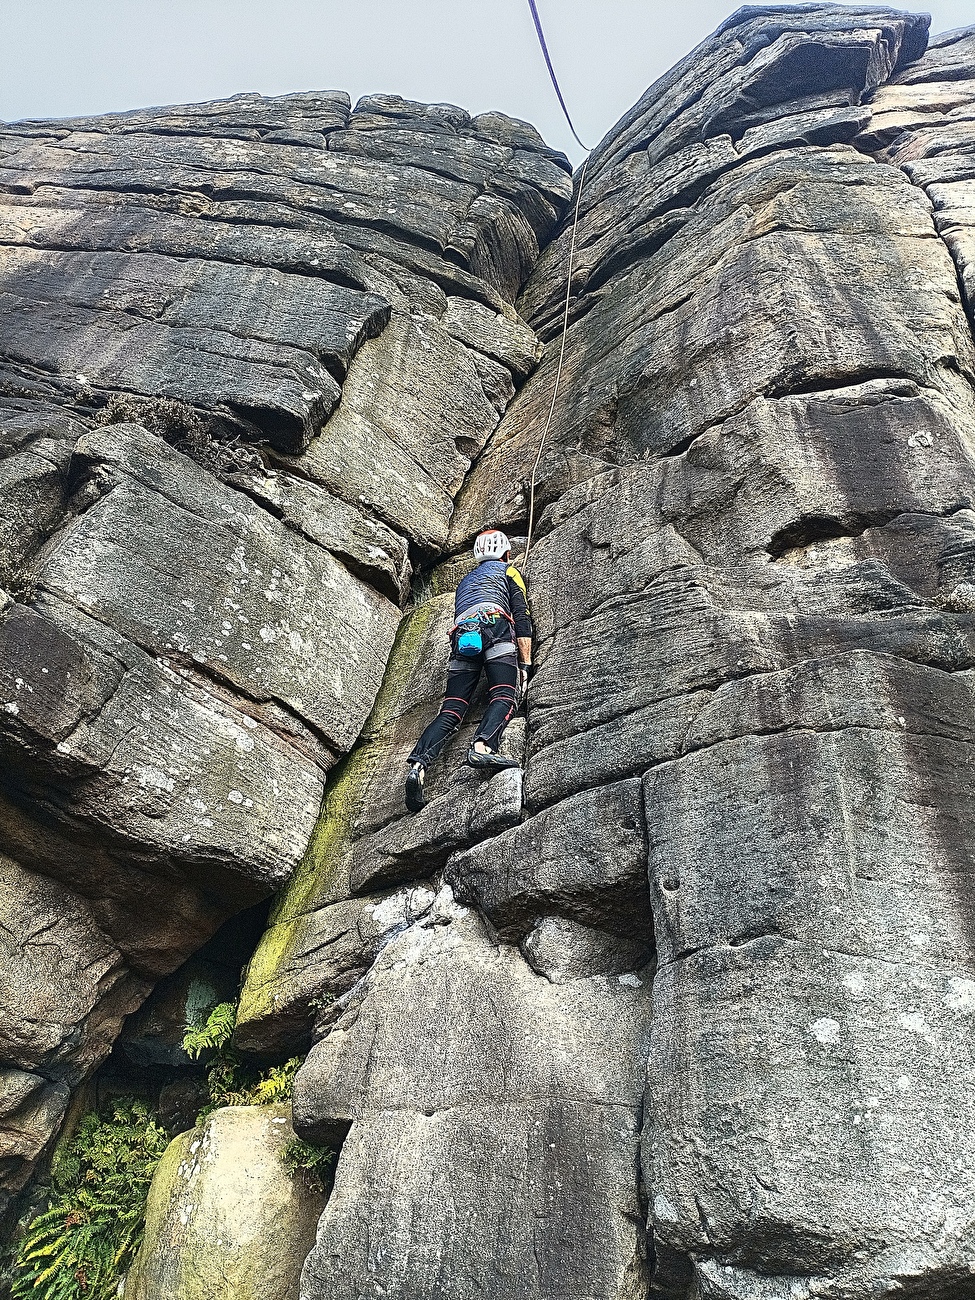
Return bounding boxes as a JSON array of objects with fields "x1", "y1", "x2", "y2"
[{"x1": 405, "y1": 528, "x2": 533, "y2": 812}]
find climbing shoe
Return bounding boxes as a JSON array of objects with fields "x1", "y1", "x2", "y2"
[
  {"x1": 466, "y1": 746, "x2": 520, "y2": 771},
  {"x1": 405, "y1": 762, "x2": 426, "y2": 812}
]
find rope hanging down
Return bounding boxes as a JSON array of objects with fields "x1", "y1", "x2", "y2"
[
  {"x1": 523, "y1": 0, "x2": 591, "y2": 566},
  {"x1": 526, "y1": 0, "x2": 590, "y2": 152}
]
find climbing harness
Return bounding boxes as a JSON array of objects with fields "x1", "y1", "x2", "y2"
[{"x1": 523, "y1": 1, "x2": 592, "y2": 567}]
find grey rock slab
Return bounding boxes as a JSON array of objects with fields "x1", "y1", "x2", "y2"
[
  {"x1": 0, "y1": 245, "x2": 388, "y2": 370},
  {"x1": 893, "y1": 24, "x2": 975, "y2": 85},
  {"x1": 40, "y1": 423, "x2": 400, "y2": 755},
  {"x1": 0, "y1": 850, "x2": 147, "y2": 1079},
  {"x1": 441, "y1": 296, "x2": 541, "y2": 379},
  {"x1": 346, "y1": 762, "x2": 522, "y2": 897},
  {"x1": 657, "y1": 377, "x2": 975, "y2": 563},
  {"x1": 520, "y1": 916, "x2": 653, "y2": 983},
  {"x1": 680, "y1": 650, "x2": 975, "y2": 755},
  {"x1": 294, "y1": 898, "x2": 651, "y2": 1300},
  {"x1": 124, "y1": 1104, "x2": 325, "y2": 1300},
  {"x1": 226, "y1": 469, "x2": 411, "y2": 604},
  {"x1": 0, "y1": 246, "x2": 392, "y2": 453},
  {"x1": 0, "y1": 1069, "x2": 69, "y2": 1219},
  {"x1": 291, "y1": 307, "x2": 501, "y2": 551},
  {"x1": 0, "y1": 780, "x2": 228, "y2": 984},
  {"x1": 645, "y1": 722, "x2": 975, "y2": 971},
  {"x1": 448, "y1": 780, "x2": 651, "y2": 943},
  {"x1": 0, "y1": 130, "x2": 478, "y2": 251},
  {"x1": 27, "y1": 90, "x2": 352, "y2": 137},
  {"x1": 470, "y1": 110, "x2": 567, "y2": 157},
  {"x1": 0, "y1": 106, "x2": 567, "y2": 302},
  {"x1": 523, "y1": 690, "x2": 710, "y2": 813},
  {"x1": 586, "y1": 5, "x2": 924, "y2": 183},
  {"x1": 0, "y1": 436, "x2": 74, "y2": 585},
  {"x1": 457, "y1": 147, "x2": 964, "y2": 540},
  {"x1": 0, "y1": 198, "x2": 383, "y2": 291},
  {"x1": 735, "y1": 102, "x2": 873, "y2": 155},
  {"x1": 326, "y1": 123, "x2": 512, "y2": 186},
  {"x1": 233, "y1": 884, "x2": 438, "y2": 1057},
  {"x1": 0, "y1": 593, "x2": 323, "y2": 916},
  {"x1": 609, "y1": 220, "x2": 971, "y2": 466},
  {"x1": 644, "y1": 723, "x2": 975, "y2": 1288},
  {"x1": 301, "y1": 1100, "x2": 647, "y2": 1300}
]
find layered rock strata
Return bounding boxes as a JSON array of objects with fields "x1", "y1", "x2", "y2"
[
  {"x1": 237, "y1": 6, "x2": 975, "y2": 1300},
  {"x1": 0, "y1": 93, "x2": 569, "y2": 1216},
  {"x1": 5, "y1": 6, "x2": 975, "y2": 1300}
]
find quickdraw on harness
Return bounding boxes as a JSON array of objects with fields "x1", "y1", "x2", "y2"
[{"x1": 451, "y1": 606, "x2": 515, "y2": 658}]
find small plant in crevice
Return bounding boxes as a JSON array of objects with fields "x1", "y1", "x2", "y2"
[
  {"x1": 92, "y1": 392, "x2": 266, "y2": 477},
  {"x1": 11, "y1": 1098, "x2": 169, "y2": 1300},
  {"x1": 182, "y1": 1001, "x2": 301, "y2": 1118},
  {"x1": 182, "y1": 1001, "x2": 306, "y2": 1115},
  {"x1": 282, "y1": 1138, "x2": 335, "y2": 1194},
  {"x1": 180, "y1": 999, "x2": 236, "y2": 1060},
  {"x1": 183, "y1": 1002, "x2": 333, "y2": 1181}
]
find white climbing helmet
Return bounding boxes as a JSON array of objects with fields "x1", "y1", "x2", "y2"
[{"x1": 473, "y1": 529, "x2": 511, "y2": 560}]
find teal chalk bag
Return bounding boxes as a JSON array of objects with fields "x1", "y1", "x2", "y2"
[{"x1": 457, "y1": 624, "x2": 483, "y2": 657}]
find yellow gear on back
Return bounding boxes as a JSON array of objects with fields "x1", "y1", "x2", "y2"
[{"x1": 506, "y1": 564, "x2": 527, "y2": 596}]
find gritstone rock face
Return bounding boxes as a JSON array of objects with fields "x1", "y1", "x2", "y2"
[
  {"x1": 4, "y1": 6, "x2": 975, "y2": 1300},
  {"x1": 0, "y1": 88, "x2": 569, "y2": 1222}
]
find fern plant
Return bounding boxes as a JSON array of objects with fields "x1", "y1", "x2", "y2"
[
  {"x1": 181, "y1": 1002, "x2": 330, "y2": 1182},
  {"x1": 282, "y1": 1138, "x2": 335, "y2": 1194},
  {"x1": 11, "y1": 1099, "x2": 168, "y2": 1300},
  {"x1": 181, "y1": 1002, "x2": 301, "y2": 1118},
  {"x1": 181, "y1": 1000, "x2": 236, "y2": 1059}
]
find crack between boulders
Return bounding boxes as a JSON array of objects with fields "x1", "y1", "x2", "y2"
[
  {"x1": 666, "y1": 717, "x2": 975, "y2": 771},
  {"x1": 658, "y1": 928, "x2": 969, "y2": 979},
  {"x1": 352, "y1": 1095, "x2": 639, "y2": 1118},
  {"x1": 524, "y1": 647, "x2": 975, "y2": 811},
  {"x1": 851, "y1": 128, "x2": 975, "y2": 386}
]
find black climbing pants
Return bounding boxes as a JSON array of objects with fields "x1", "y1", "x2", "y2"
[{"x1": 408, "y1": 653, "x2": 520, "y2": 767}]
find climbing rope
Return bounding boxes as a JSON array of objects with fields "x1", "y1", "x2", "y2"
[
  {"x1": 523, "y1": 1, "x2": 592, "y2": 566},
  {"x1": 526, "y1": 0, "x2": 590, "y2": 152}
]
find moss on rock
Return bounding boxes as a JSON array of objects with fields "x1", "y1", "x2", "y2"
[{"x1": 123, "y1": 1105, "x2": 325, "y2": 1300}]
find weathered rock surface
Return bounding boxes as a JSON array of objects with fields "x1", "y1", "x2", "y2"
[
  {"x1": 124, "y1": 1104, "x2": 324, "y2": 1300},
  {"x1": 240, "y1": 6, "x2": 975, "y2": 1300},
  {"x1": 6, "y1": 6, "x2": 975, "y2": 1300},
  {"x1": 0, "y1": 90, "x2": 567, "y2": 1217}
]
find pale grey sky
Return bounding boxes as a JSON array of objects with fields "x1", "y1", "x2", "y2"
[{"x1": 1, "y1": 1, "x2": 972, "y2": 162}]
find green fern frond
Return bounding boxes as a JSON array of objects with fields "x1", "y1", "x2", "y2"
[
  {"x1": 181, "y1": 1001, "x2": 237, "y2": 1059},
  {"x1": 281, "y1": 1137, "x2": 334, "y2": 1192},
  {"x1": 11, "y1": 1098, "x2": 168, "y2": 1300},
  {"x1": 249, "y1": 1057, "x2": 301, "y2": 1104}
]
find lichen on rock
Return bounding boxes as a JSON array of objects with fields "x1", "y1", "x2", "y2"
[{"x1": 123, "y1": 1104, "x2": 324, "y2": 1300}]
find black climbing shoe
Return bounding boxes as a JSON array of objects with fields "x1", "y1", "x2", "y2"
[
  {"x1": 466, "y1": 746, "x2": 520, "y2": 771},
  {"x1": 405, "y1": 762, "x2": 426, "y2": 812}
]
